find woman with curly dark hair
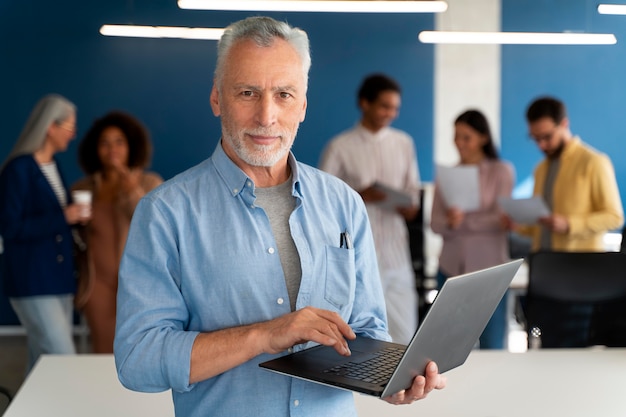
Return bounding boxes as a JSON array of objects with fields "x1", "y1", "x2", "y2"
[{"x1": 72, "y1": 111, "x2": 162, "y2": 353}]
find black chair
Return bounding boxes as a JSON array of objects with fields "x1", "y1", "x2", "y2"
[
  {"x1": 406, "y1": 188, "x2": 429, "y2": 320},
  {"x1": 0, "y1": 385, "x2": 12, "y2": 408},
  {"x1": 525, "y1": 251, "x2": 626, "y2": 348}
]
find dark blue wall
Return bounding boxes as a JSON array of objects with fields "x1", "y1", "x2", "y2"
[
  {"x1": 4, "y1": 1, "x2": 624, "y2": 210},
  {"x1": 501, "y1": 0, "x2": 626, "y2": 205},
  {"x1": 0, "y1": 1, "x2": 435, "y2": 183}
]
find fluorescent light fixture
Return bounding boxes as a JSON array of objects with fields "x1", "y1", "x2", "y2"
[
  {"x1": 418, "y1": 31, "x2": 617, "y2": 45},
  {"x1": 178, "y1": 0, "x2": 448, "y2": 13},
  {"x1": 598, "y1": 4, "x2": 626, "y2": 14},
  {"x1": 100, "y1": 24, "x2": 225, "y2": 40}
]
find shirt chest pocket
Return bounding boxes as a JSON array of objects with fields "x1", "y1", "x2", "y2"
[{"x1": 323, "y1": 245, "x2": 356, "y2": 311}]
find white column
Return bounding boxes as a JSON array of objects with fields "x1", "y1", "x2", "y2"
[
  {"x1": 425, "y1": 0, "x2": 501, "y2": 277},
  {"x1": 433, "y1": 0, "x2": 501, "y2": 165}
]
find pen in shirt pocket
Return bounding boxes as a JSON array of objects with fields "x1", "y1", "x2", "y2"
[{"x1": 340, "y1": 229, "x2": 352, "y2": 249}]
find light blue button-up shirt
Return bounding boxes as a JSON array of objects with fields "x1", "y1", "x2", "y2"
[{"x1": 114, "y1": 142, "x2": 389, "y2": 417}]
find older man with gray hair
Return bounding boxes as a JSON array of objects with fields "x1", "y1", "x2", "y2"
[{"x1": 114, "y1": 16, "x2": 445, "y2": 417}]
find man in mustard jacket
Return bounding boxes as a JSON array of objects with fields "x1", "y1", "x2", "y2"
[{"x1": 517, "y1": 96, "x2": 623, "y2": 252}]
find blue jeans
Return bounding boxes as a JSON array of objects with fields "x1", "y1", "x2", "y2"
[
  {"x1": 10, "y1": 295, "x2": 76, "y2": 373},
  {"x1": 437, "y1": 271, "x2": 508, "y2": 350}
]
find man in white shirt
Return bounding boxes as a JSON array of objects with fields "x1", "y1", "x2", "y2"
[{"x1": 319, "y1": 74, "x2": 421, "y2": 344}]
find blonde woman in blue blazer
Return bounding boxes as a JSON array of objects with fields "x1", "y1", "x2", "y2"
[{"x1": 0, "y1": 94, "x2": 90, "y2": 373}]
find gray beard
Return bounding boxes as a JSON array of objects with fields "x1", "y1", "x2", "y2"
[
  {"x1": 235, "y1": 142, "x2": 288, "y2": 167},
  {"x1": 223, "y1": 126, "x2": 297, "y2": 167}
]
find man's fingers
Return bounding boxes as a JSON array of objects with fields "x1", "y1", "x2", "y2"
[
  {"x1": 383, "y1": 361, "x2": 446, "y2": 405},
  {"x1": 263, "y1": 307, "x2": 354, "y2": 355},
  {"x1": 302, "y1": 308, "x2": 354, "y2": 355},
  {"x1": 312, "y1": 308, "x2": 356, "y2": 339}
]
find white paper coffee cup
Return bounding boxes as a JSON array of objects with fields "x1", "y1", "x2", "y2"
[{"x1": 72, "y1": 190, "x2": 92, "y2": 216}]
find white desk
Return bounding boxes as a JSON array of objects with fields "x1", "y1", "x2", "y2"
[
  {"x1": 5, "y1": 350, "x2": 626, "y2": 417},
  {"x1": 356, "y1": 347, "x2": 626, "y2": 417},
  {"x1": 4, "y1": 355, "x2": 173, "y2": 417}
]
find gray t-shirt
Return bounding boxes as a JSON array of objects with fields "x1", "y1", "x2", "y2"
[
  {"x1": 255, "y1": 176, "x2": 302, "y2": 311},
  {"x1": 540, "y1": 158, "x2": 561, "y2": 250}
]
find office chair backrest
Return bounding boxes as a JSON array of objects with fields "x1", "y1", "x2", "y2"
[
  {"x1": 529, "y1": 251, "x2": 626, "y2": 302},
  {"x1": 526, "y1": 251, "x2": 626, "y2": 348},
  {"x1": 0, "y1": 385, "x2": 12, "y2": 410}
]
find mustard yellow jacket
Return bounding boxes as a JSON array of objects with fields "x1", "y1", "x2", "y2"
[{"x1": 519, "y1": 137, "x2": 623, "y2": 251}]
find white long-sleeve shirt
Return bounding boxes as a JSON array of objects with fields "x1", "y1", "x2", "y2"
[{"x1": 319, "y1": 123, "x2": 421, "y2": 272}]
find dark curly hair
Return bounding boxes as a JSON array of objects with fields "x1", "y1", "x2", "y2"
[{"x1": 78, "y1": 111, "x2": 152, "y2": 175}]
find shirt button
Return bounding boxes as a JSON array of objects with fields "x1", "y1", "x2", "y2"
[
  {"x1": 294, "y1": 400, "x2": 300, "y2": 407},
  {"x1": 56, "y1": 234, "x2": 63, "y2": 243},
  {"x1": 287, "y1": 347, "x2": 294, "y2": 353},
  {"x1": 277, "y1": 298, "x2": 284, "y2": 305},
  {"x1": 57, "y1": 255, "x2": 64, "y2": 263},
  {"x1": 233, "y1": 188, "x2": 239, "y2": 194},
  {"x1": 268, "y1": 247, "x2": 275, "y2": 254},
  {"x1": 247, "y1": 181, "x2": 252, "y2": 187}
]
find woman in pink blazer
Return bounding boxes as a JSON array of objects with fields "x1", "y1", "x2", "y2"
[{"x1": 431, "y1": 109, "x2": 515, "y2": 349}]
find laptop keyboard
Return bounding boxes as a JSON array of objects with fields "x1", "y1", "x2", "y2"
[{"x1": 322, "y1": 346, "x2": 405, "y2": 385}]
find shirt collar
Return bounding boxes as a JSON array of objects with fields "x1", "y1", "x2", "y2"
[
  {"x1": 211, "y1": 140, "x2": 302, "y2": 199},
  {"x1": 561, "y1": 136, "x2": 581, "y2": 158},
  {"x1": 287, "y1": 152, "x2": 303, "y2": 198},
  {"x1": 356, "y1": 122, "x2": 391, "y2": 142}
]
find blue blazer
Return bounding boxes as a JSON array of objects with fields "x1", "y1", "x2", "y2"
[{"x1": 0, "y1": 155, "x2": 76, "y2": 297}]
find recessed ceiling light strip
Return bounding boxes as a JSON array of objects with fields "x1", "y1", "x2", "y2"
[
  {"x1": 177, "y1": 0, "x2": 448, "y2": 13},
  {"x1": 418, "y1": 31, "x2": 617, "y2": 45},
  {"x1": 100, "y1": 25, "x2": 225, "y2": 40},
  {"x1": 597, "y1": 4, "x2": 626, "y2": 15}
]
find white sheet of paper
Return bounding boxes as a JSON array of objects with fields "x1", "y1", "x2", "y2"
[
  {"x1": 371, "y1": 182, "x2": 413, "y2": 210},
  {"x1": 435, "y1": 165, "x2": 480, "y2": 211},
  {"x1": 498, "y1": 196, "x2": 550, "y2": 224}
]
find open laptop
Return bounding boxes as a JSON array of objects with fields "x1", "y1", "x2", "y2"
[{"x1": 260, "y1": 259, "x2": 523, "y2": 397}]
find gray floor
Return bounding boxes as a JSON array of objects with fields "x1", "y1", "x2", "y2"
[{"x1": 0, "y1": 336, "x2": 28, "y2": 415}]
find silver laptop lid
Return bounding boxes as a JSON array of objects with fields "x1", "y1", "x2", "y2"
[{"x1": 382, "y1": 259, "x2": 523, "y2": 397}]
